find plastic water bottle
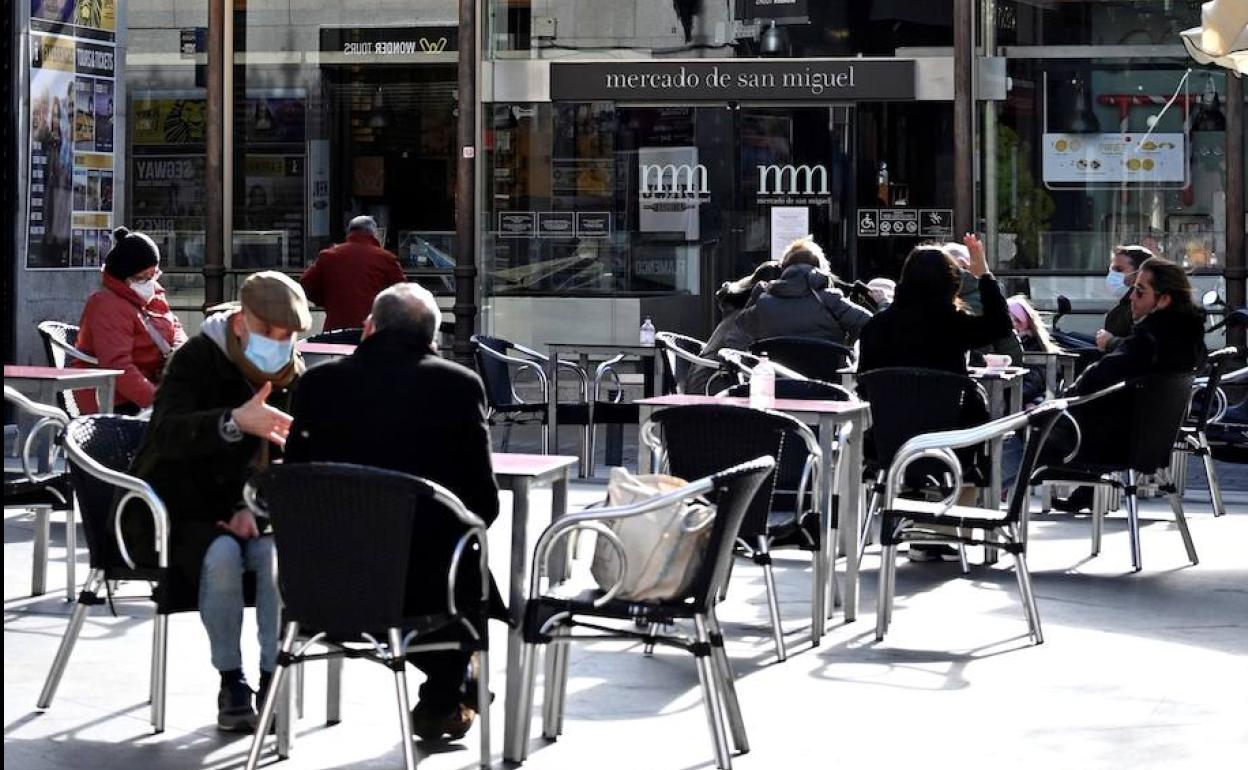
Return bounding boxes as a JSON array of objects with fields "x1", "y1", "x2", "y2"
[
  {"x1": 749, "y1": 354, "x2": 776, "y2": 408},
  {"x1": 639, "y1": 317, "x2": 656, "y2": 346}
]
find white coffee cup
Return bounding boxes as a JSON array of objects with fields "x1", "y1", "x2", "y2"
[{"x1": 983, "y1": 354, "x2": 1012, "y2": 369}]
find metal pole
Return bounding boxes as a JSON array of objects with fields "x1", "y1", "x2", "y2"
[
  {"x1": 982, "y1": 0, "x2": 998, "y2": 263},
  {"x1": 453, "y1": 0, "x2": 479, "y2": 365},
  {"x1": 1225, "y1": 73, "x2": 1245, "y2": 357},
  {"x1": 954, "y1": 0, "x2": 976, "y2": 237},
  {"x1": 204, "y1": 0, "x2": 229, "y2": 307}
]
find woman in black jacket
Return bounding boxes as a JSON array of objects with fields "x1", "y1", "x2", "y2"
[{"x1": 858, "y1": 235, "x2": 1013, "y2": 375}]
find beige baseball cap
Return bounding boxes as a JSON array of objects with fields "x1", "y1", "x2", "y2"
[{"x1": 238, "y1": 271, "x2": 312, "y2": 332}]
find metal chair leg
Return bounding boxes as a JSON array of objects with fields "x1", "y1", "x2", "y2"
[
  {"x1": 326, "y1": 656, "x2": 343, "y2": 725},
  {"x1": 65, "y1": 497, "x2": 78, "y2": 601},
  {"x1": 515, "y1": 641, "x2": 540, "y2": 760},
  {"x1": 540, "y1": 424, "x2": 550, "y2": 455},
  {"x1": 476, "y1": 649, "x2": 491, "y2": 769},
  {"x1": 1012, "y1": 551, "x2": 1044, "y2": 644},
  {"x1": 294, "y1": 661, "x2": 305, "y2": 719},
  {"x1": 1161, "y1": 470, "x2": 1199, "y2": 565},
  {"x1": 387, "y1": 628, "x2": 418, "y2": 770},
  {"x1": 1125, "y1": 470, "x2": 1142, "y2": 572},
  {"x1": 1198, "y1": 434, "x2": 1226, "y2": 517},
  {"x1": 692, "y1": 628, "x2": 733, "y2": 770},
  {"x1": 37, "y1": 569, "x2": 104, "y2": 709},
  {"x1": 642, "y1": 622, "x2": 658, "y2": 656},
  {"x1": 958, "y1": 544, "x2": 970, "y2": 575},
  {"x1": 875, "y1": 545, "x2": 896, "y2": 641},
  {"x1": 756, "y1": 538, "x2": 785, "y2": 663},
  {"x1": 150, "y1": 613, "x2": 169, "y2": 732},
  {"x1": 703, "y1": 612, "x2": 749, "y2": 754},
  {"x1": 542, "y1": 631, "x2": 570, "y2": 739},
  {"x1": 1091, "y1": 485, "x2": 1104, "y2": 556},
  {"x1": 32, "y1": 505, "x2": 50, "y2": 596},
  {"x1": 247, "y1": 622, "x2": 299, "y2": 770}
]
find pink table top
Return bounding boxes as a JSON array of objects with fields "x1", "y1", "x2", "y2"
[
  {"x1": 492, "y1": 452, "x2": 579, "y2": 478},
  {"x1": 297, "y1": 342, "x2": 357, "y2": 356},
  {"x1": 637, "y1": 393, "x2": 867, "y2": 414},
  {"x1": 5, "y1": 365, "x2": 124, "y2": 381}
]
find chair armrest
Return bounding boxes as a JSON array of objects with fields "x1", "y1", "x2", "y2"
[
  {"x1": 475, "y1": 344, "x2": 551, "y2": 402},
  {"x1": 884, "y1": 400, "x2": 1075, "y2": 515},
  {"x1": 529, "y1": 475, "x2": 717, "y2": 604},
  {"x1": 62, "y1": 426, "x2": 169, "y2": 570},
  {"x1": 5, "y1": 386, "x2": 71, "y2": 483},
  {"x1": 48, "y1": 336, "x2": 99, "y2": 366}
]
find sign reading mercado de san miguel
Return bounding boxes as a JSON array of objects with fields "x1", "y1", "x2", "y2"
[
  {"x1": 27, "y1": 0, "x2": 120, "y2": 270},
  {"x1": 550, "y1": 59, "x2": 915, "y2": 102}
]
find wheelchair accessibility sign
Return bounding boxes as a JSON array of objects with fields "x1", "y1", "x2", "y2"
[{"x1": 857, "y1": 210, "x2": 879, "y2": 237}]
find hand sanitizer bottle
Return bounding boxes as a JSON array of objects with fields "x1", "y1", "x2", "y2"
[
  {"x1": 639, "y1": 317, "x2": 656, "y2": 346},
  {"x1": 749, "y1": 354, "x2": 776, "y2": 408}
]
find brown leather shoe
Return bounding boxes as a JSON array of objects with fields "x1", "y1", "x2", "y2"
[{"x1": 411, "y1": 701, "x2": 476, "y2": 742}]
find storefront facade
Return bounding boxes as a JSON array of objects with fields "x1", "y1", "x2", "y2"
[{"x1": 7, "y1": 1, "x2": 1245, "y2": 364}]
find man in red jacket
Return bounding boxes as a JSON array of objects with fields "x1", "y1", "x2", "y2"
[{"x1": 300, "y1": 216, "x2": 405, "y2": 332}]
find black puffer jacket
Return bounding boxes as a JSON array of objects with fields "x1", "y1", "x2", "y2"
[
  {"x1": 1070, "y1": 305, "x2": 1206, "y2": 397},
  {"x1": 737, "y1": 264, "x2": 872, "y2": 346}
]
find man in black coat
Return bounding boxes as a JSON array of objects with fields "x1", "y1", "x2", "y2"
[
  {"x1": 129, "y1": 271, "x2": 310, "y2": 731},
  {"x1": 1050, "y1": 257, "x2": 1207, "y2": 510},
  {"x1": 285, "y1": 282, "x2": 500, "y2": 742}
]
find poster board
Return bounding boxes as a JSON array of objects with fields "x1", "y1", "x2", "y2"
[{"x1": 27, "y1": 0, "x2": 119, "y2": 269}]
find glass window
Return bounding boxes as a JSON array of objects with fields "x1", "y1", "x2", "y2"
[{"x1": 488, "y1": 1, "x2": 954, "y2": 59}]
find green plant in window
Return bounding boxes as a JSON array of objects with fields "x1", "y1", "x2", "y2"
[
  {"x1": 75, "y1": 0, "x2": 104, "y2": 29},
  {"x1": 996, "y1": 124, "x2": 1054, "y2": 270}
]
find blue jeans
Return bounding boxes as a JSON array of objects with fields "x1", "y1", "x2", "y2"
[{"x1": 199, "y1": 534, "x2": 280, "y2": 673}]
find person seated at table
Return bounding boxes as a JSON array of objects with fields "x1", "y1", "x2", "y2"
[
  {"x1": 735, "y1": 236, "x2": 872, "y2": 348},
  {"x1": 859, "y1": 234, "x2": 1013, "y2": 377},
  {"x1": 126, "y1": 271, "x2": 310, "y2": 732},
  {"x1": 858, "y1": 235, "x2": 1012, "y2": 561},
  {"x1": 1048, "y1": 257, "x2": 1206, "y2": 512},
  {"x1": 73, "y1": 227, "x2": 187, "y2": 413},
  {"x1": 285, "y1": 282, "x2": 504, "y2": 743},
  {"x1": 682, "y1": 260, "x2": 783, "y2": 394},
  {"x1": 1007, "y1": 295, "x2": 1060, "y2": 406},
  {"x1": 943, "y1": 241, "x2": 1026, "y2": 370},
  {"x1": 1095, "y1": 244, "x2": 1154, "y2": 353}
]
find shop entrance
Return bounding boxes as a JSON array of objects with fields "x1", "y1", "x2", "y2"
[{"x1": 614, "y1": 103, "x2": 856, "y2": 336}]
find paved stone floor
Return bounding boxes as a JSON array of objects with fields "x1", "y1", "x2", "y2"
[{"x1": 5, "y1": 437, "x2": 1246, "y2": 770}]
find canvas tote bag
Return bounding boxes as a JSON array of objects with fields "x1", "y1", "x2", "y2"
[{"x1": 590, "y1": 467, "x2": 716, "y2": 602}]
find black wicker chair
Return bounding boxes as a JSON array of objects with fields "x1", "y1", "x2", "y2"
[
  {"x1": 515, "y1": 457, "x2": 775, "y2": 770},
  {"x1": 471, "y1": 334, "x2": 635, "y2": 476},
  {"x1": 37, "y1": 321, "x2": 97, "y2": 417},
  {"x1": 855, "y1": 368, "x2": 991, "y2": 566},
  {"x1": 35, "y1": 415, "x2": 174, "y2": 731},
  {"x1": 875, "y1": 401, "x2": 1069, "y2": 644},
  {"x1": 242, "y1": 463, "x2": 491, "y2": 770},
  {"x1": 655, "y1": 331, "x2": 725, "y2": 395},
  {"x1": 1031, "y1": 372, "x2": 1198, "y2": 572},
  {"x1": 641, "y1": 405, "x2": 824, "y2": 663},
  {"x1": 4, "y1": 386, "x2": 74, "y2": 598},
  {"x1": 1171, "y1": 347, "x2": 1238, "y2": 517},
  {"x1": 749, "y1": 336, "x2": 855, "y2": 383},
  {"x1": 305, "y1": 327, "x2": 365, "y2": 345}
]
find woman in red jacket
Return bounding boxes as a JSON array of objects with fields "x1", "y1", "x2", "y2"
[{"x1": 74, "y1": 227, "x2": 187, "y2": 413}]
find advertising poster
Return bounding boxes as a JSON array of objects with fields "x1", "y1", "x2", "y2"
[
  {"x1": 28, "y1": 0, "x2": 118, "y2": 269},
  {"x1": 1042, "y1": 133, "x2": 1186, "y2": 184}
]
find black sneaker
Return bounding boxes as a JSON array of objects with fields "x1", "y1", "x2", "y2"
[
  {"x1": 217, "y1": 677, "x2": 258, "y2": 733},
  {"x1": 907, "y1": 544, "x2": 961, "y2": 563}
]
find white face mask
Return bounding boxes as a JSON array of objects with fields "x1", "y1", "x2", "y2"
[
  {"x1": 1105, "y1": 269, "x2": 1133, "y2": 297},
  {"x1": 129, "y1": 279, "x2": 158, "y2": 304}
]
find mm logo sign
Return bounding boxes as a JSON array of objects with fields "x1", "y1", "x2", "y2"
[
  {"x1": 757, "y1": 164, "x2": 829, "y2": 196},
  {"x1": 639, "y1": 163, "x2": 710, "y2": 197}
]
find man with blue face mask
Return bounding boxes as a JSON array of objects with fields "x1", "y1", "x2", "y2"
[
  {"x1": 1095, "y1": 244, "x2": 1152, "y2": 353},
  {"x1": 126, "y1": 271, "x2": 310, "y2": 732}
]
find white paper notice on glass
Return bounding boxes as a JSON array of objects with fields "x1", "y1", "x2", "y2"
[{"x1": 770, "y1": 206, "x2": 810, "y2": 260}]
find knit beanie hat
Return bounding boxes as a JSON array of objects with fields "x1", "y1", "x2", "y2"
[{"x1": 103, "y1": 227, "x2": 161, "y2": 279}]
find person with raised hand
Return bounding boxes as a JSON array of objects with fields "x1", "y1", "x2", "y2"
[{"x1": 126, "y1": 271, "x2": 310, "y2": 733}]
